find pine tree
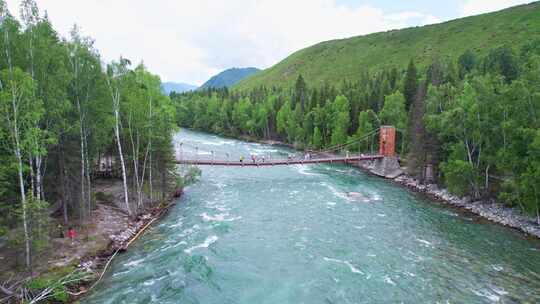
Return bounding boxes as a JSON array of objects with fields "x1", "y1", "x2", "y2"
[
  {"x1": 294, "y1": 74, "x2": 307, "y2": 113},
  {"x1": 312, "y1": 126, "x2": 322, "y2": 149},
  {"x1": 404, "y1": 59, "x2": 418, "y2": 111},
  {"x1": 458, "y1": 49, "x2": 477, "y2": 78},
  {"x1": 330, "y1": 95, "x2": 350, "y2": 146}
]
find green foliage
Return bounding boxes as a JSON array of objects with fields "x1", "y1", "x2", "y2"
[
  {"x1": 424, "y1": 42, "x2": 540, "y2": 214},
  {"x1": 293, "y1": 74, "x2": 307, "y2": 112},
  {"x1": 0, "y1": 1, "x2": 178, "y2": 272},
  {"x1": 354, "y1": 110, "x2": 376, "y2": 151},
  {"x1": 458, "y1": 49, "x2": 477, "y2": 78},
  {"x1": 482, "y1": 46, "x2": 520, "y2": 83},
  {"x1": 440, "y1": 159, "x2": 476, "y2": 196},
  {"x1": 312, "y1": 126, "x2": 322, "y2": 149},
  {"x1": 403, "y1": 60, "x2": 418, "y2": 111},
  {"x1": 276, "y1": 99, "x2": 302, "y2": 143},
  {"x1": 519, "y1": 130, "x2": 540, "y2": 215},
  {"x1": 380, "y1": 92, "x2": 407, "y2": 131},
  {"x1": 27, "y1": 265, "x2": 87, "y2": 303},
  {"x1": 178, "y1": 166, "x2": 202, "y2": 188},
  {"x1": 330, "y1": 95, "x2": 350, "y2": 146}
]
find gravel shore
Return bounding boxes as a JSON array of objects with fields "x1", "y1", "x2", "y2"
[{"x1": 393, "y1": 174, "x2": 540, "y2": 238}]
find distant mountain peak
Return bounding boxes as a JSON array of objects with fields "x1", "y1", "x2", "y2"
[
  {"x1": 199, "y1": 67, "x2": 260, "y2": 90},
  {"x1": 161, "y1": 82, "x2": 198, "y2": 94}
]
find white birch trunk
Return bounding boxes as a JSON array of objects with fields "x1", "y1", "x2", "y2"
[
  {"x1": 148, "y1": 97, "x2": 153, "y2": 202},
  {"x1": 83, "y1": 127, "x2": 92, "y2": 215},
  {"x1": 16, "y1": 147, "x2": 31, "y2": 268},
  {"x1": 26, "y1": 12, "x2": 44, "y2": 203},
  {"x1": 10, "y1": 87, "x2": 32, "y2": 269},
  {"x1": 77, "y1": 99, "x2": 87, "y2": 219},
  {"x1": 3, "y1": 15, "x2": 31, "y2": 268},
  {"x1": 28, "y1": 155, "x2": 35, "y2": 199},
  {"x1": 35, "y1": 155, "x2": 42, "y2": 201},
  {"x1": 111, "y1": 88, "x2": 131, "y2": 215},
  {"x1": 140, "y1": 141, "x2": 150, "y2": 207},
  {"x1": 127, "y1": 113, "x2": 142, "y2": 210},
  {"x1": 83, "y1": 90, "x2": 92, "y2": 214}
]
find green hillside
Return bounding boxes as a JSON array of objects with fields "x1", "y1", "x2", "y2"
[{"x1": 236, "y1": 1, "x2": 540, "y2": 90}]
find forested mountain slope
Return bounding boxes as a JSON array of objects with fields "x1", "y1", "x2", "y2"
[
  {"x1": 200, "y1": 67, "x2": 260, "y2": 89},
  {"x1": 236, "y1": 1, "x2": 540, "y2": 90}
]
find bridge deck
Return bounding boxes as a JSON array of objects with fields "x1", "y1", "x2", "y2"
[{"x1": 175, "y1": 155, "x2": 383, "y2": 166}]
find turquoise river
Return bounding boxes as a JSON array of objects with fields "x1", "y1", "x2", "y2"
[{"x1": 84, "y1": 129, "x2": 540, "y2": 303}]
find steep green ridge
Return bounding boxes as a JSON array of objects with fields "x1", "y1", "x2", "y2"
[
  {"x1": 199, "y1": 67, "x2": 260, "y2": 89},
  {"x1": 236, "y1": 1, "x2": 540, "y2": 90}
]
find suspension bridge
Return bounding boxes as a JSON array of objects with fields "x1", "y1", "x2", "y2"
[{"x1": 174, "y1": 126, "x2": 397, "y2": 167}]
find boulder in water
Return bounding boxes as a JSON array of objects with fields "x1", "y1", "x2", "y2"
[{"x1": 347, "y1": 192, "x2": 371, "y2": 203}]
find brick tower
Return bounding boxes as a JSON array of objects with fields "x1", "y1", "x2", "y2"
[{"x1": 379, "y1": 126, "x2": 396, "y2": 157}]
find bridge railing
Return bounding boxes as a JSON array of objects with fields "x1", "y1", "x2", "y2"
[
  {"x1": 175, "y1": 150, "x2": 316, "y2": 163},
  {"x1": 175, "y1": 150, "x2": 376, "y2": 165},
  {"x1": 174, "y1": 127, "x2": 390, "y2": 165}
]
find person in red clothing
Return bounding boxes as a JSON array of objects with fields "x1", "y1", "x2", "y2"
[{"x1": 67, "y1": 227, "x2": 77, "y2": 245}]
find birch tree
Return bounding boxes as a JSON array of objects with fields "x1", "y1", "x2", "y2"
[
  {"x1": 106, "y1": 58, "x2": 132, "y2": 215},
  {"x1": 67, "y1": 25, "x2": 101, "y2": 219},
  {"x1": 0, "y1": 68, "x2": 40, "y2": 269},
  {"x1": 126, "y1": 65, "x2": 161, "y2": 209},
  {"x1": 19, "y1": 0, "x2": 42, "y2": 201},
  {"x1": 0, "y1": 1, "x2": 35, "y2": 269}
]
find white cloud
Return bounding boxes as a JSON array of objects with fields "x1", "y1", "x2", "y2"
[
  {"x1": 5, "y1": 0, "x2": 440, "y2": 85},
  {"x1": 461, "y1": 0, "x2": 531, "y2": 17}
]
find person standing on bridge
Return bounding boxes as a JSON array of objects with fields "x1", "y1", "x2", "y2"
[
  {"x1": 240, "y1": 155, "x2": 244, "y2": 165},
  {"x1": 251, "y1": 155, "x2": 256, "y2": 163}
]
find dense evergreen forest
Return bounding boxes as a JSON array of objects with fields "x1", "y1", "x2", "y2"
[
  {"x1": 173, "y1": 42, "x2": 540, "y2": 221},
  {"x1": 0, "y1": 0, "x2": 178, "y2": 270}
]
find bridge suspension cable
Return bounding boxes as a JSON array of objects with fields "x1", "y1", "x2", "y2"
[
  {"x1": 312, "y1": 128, "x2": 380, "y2": 155},
  {"x1": 173, "y1": 127, "x2": 389, "y2": 166}
]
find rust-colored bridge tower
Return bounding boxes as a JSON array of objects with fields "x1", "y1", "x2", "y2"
[{"x1": 379, "y1": 126, "x2": 396, "y2": 157}]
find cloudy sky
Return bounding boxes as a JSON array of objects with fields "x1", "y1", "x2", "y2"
[{"x1": 4, "y1": 0, "x2": 532, "y2": 85}]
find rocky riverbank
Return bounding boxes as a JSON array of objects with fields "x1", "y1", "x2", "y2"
[
  {"x1": 353, "y1": 158, "x2": 540, "y2": 238},
  {"x1": 0, "y1": 178, "x2": 183, "y2": 303},
  {"x1": 70, "y1": 187, "x2": 182, "y2": 300},
  {"x1": 392, "y1": 174, "x2": 540, "y2": 238}
]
